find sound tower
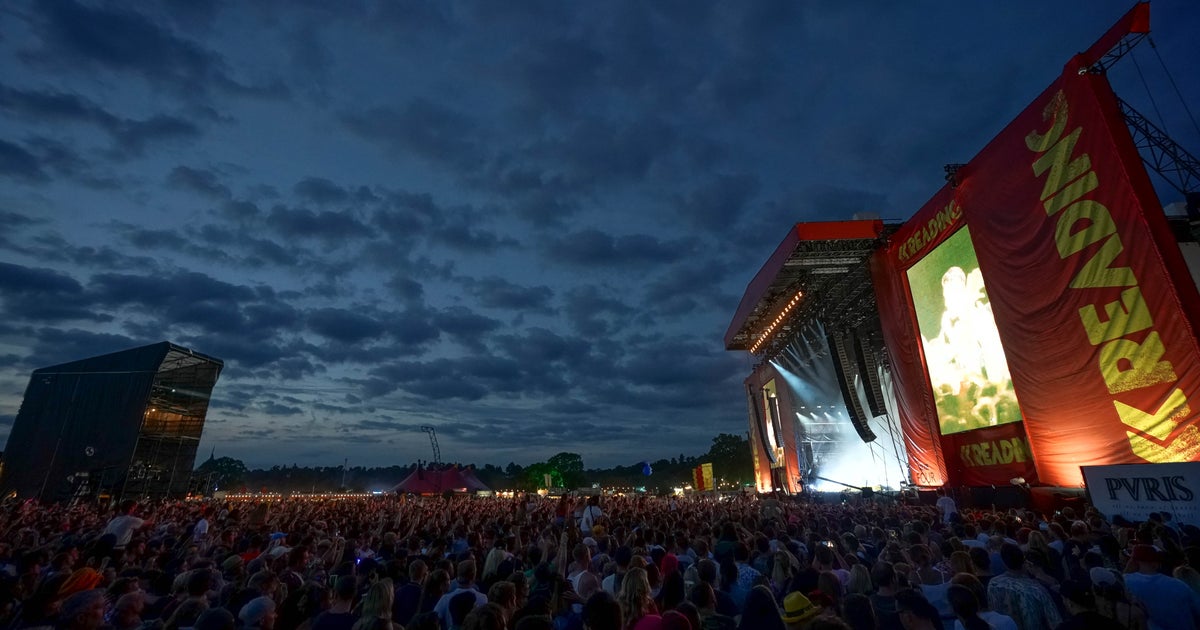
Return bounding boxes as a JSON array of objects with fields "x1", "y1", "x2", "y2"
[
  {"x1": 827, "y1": 330, "x2": 877, "y2": 443},
  {"x1": 854, "y1": 332, "x2": 888, "y2": 417}
]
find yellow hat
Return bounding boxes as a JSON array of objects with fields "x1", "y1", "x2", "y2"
[{"x1": 782, "y1": 591, "x2": 818, "y2": 624}]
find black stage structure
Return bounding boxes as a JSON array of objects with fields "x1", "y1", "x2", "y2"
[
  {"x1": 725, "y1": 220, "x2": 908, "y2": 494},
  {"x1": 1, "y1": 342, "x2": 223, "y2": 502}
]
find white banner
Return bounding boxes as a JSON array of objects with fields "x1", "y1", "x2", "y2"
[{"x1": 1081, "y1": 462, "x2": 1200, "y2": 526}]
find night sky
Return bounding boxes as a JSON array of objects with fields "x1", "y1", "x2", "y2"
[{"x1": 1, "y1": 1, "x2": 1197, "y2": 470}]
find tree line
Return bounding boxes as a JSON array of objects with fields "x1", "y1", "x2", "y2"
[{"x1": 194, "y1": 433, "x2": 753, "y2": 494}]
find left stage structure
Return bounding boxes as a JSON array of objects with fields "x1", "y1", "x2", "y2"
[{"x1": 1, "y1": 342, "x2": 223, "y2": 502}]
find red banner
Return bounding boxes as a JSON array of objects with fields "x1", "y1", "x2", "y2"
[
  {"x1": 942, "y1": 422, "x2": 1037, "y2": 487},
  {"x1": 871, "y1": 246, "x2": 948, "y2": 487},
  {"x1": 957, "y1": 71, "x2": 1200, "y2": 487},
  {"x1": 875, "y1": 12, "x2": 1200, "y2": 487}
]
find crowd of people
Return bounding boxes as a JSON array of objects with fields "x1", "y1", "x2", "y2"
[{"x1": 0, "y1": 489, "x2": 1198, "y2": 630}]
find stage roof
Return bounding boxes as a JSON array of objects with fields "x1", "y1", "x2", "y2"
[{"x1": 724, "y1": 220, "x2": 896, "y2": 355}]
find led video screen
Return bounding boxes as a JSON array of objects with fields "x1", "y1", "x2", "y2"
[{"x1": 907, "y1": 227, "x2": 1021, "y2": 435}]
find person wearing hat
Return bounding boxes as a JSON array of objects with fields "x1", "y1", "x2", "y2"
[
  {"x1": 781, "y1": 591, "x2": 819, "y2": 629},
  {"x1": 1124, "y1": 544, "x2": 1200, "y2": 630}
]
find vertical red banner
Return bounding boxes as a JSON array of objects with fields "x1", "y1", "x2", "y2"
[
  {"x1": 871, "y1": 246, "x2": 949, "y2": 486},
  {"x1": 957, "y1": 71, "x2": 1200, "y2": 487}
]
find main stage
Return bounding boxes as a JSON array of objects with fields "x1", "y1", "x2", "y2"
[{"x1": 725, "y1": 3, "x2": 1200, "y2": 498}]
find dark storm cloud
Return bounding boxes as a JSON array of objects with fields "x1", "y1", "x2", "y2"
[
  {"x1": 307, "y1": 308, "x2": 387, "y2": 344},
  {"x1": 467, "y1": 277, "x2": 554, "y2": 313},
  {"x1": 562, "y1": 286, "x2": 636, "y2": 337},
  {"x1": 168, "y1": 166, "x2": 232, "y2": 200},
  {"x1": 21, "y1": 0, "x2": 284, "y2": 97},
  {"x1": 293, "y1": 177, "x2": 349, "y2": 205},
  {"x1": 643, "y1": 258, "x2": 738, "y2": 316},
  {"x1": 371, "y1": 191, "x2": 513, "y2": 254},
  {"x1": 364, "y1": 359, "x2": 490, "y2": 401},
  {"x1": 387, "y1": 307, "x2": 441, "y2": 347},
  {"x1": 538, "y1": 116, "x2": 678, "y2": 185},
  {"x1": 0, "y1": 262, "x2": 108, "y2": 323},
  {"x1": 15, "y1": 232, "x2": 158, "y2": 272},
  {"x1": 619, "y1": 338, "x2": 740, "y2": 389},
  {"x1": 494, "y1": 327, "x2": 590, "y2": 366},
  {"x1": 386, "y1": 275, "x2": 424, "y2": 303},
  {"x1": 23, "y1": 137, "x2": 121, "y2": 189},
  {"x1": 119, "y1": 226, "x2": 191, "y2": 252},
  {"x1": 0, "y1": 211, "x2": 45, "y2": 230},
  {"x1": 90, "y1": 270, "x2": 255, "y2": 308},
  {"x1": 26, "y1": 328, "x2": 145, "y2": 367},
  {"x1": 542, "y1": 229, "x2": 691, "y2": 267},
  {"x1": 0, "y1": 139, "x2": 48, "y2": 181},
  {"x1": 0, "y1": 84, "x2": 202, "y2": 158},
  {"x1": 342, "y1": 99, "x2": 484, "y2": 169},
  {"x1": 674, "y1": 174, "x2": 760, "y2": 232},
  {"x1": 261, "y1": 401, "x2": 303, "y2": 416},
  {"x1": 503, "y1": 34, "x2": 605, "y2": 113},
  {"x1": 0, "y1": 136, "x2": 119, "y2": 189},
  {"x1": 265, "y1": 205, "x2": 372, "y2": 241},
  {"x1": 802, "y1": 185, "x2": 889, "y2": 219},
  {"x1": 436, "y1": 307, "x2": 501, "y2": 350},
  {"x1": 193, "y1": 224, "x2": 300, "y2": 268}
]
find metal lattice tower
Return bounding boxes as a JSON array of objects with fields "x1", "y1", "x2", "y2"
[
  {"x1": 419, "y1": 426, "x2": 441, "y2": 464},
  {"x1": 1117, "y1": 96, "x2": 1200, "y2": 200}
]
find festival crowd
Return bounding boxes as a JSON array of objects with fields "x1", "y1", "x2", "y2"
[{"x1": 0, "y1": 490, "x2": 1198, "y2": 630}]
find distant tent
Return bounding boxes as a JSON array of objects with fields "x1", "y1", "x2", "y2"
[{"x1": 393, "y1": 464, "x2": 490, "y2": 494}]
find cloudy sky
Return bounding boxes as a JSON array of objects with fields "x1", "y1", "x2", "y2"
[{"x1": 1, "y1": 1, "x2": 1197, "y2": 470}]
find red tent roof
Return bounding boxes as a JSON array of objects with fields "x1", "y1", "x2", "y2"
[{"x1": 392, "y1": 465, "x2": 490, "y2": 494}]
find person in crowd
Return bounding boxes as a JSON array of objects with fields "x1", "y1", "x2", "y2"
[
  {"x1": 948, "y1": 573, "x2": 1014, "y2": 630},
  {"x1": 310, "y1": 576, "x2": 357, "y2": 630},
  {"x1": 103, "y1": 501, "x2": 149, "y2": 557},
  {"x1": 616, "y1": 568, "x2": 659, "y2": 630},
  {"x1": 195, "y1": 608, "x2": 237, "y2": 630},
  {"x1": 240, "y1": 597, "x2": 278, "y2": 630},
  {"x1": 736, "y1": 585, "x2": 784, "y2": 630},
  {"x1": 1123, "y1": 544, "x2": 1200, "y2": 630},
  {"x1": 986, "y1": 544, "x2": 1061, "y2": 630},
  {"x1": 840, "y1": 593, "x2": 874, "y2": 630},
  {"x1": 395, "y1": 560, "x2": 426, "y2": 625},
  {"x1": 57, "y1": 590, "x2": 108, "y2": 630},
  {"x1": 686, "y1": 582, "x2": 734, "y2": 630},
  {"x1": 1055, "y1": 580, "x2": 1122, "y2": 630},
  {"x1": 936, "y1": 489, "x2": 958, "y2": 525},
  {"x1": 420, "y1": 570, "x2": 452, "y2": 616},
  {"x1": 6, "y1": 485, "x2": 1200, "y2": 630},
  {"x1": 894, "y1": 589, "x2": 942, "y2": 630},
  {"x1": 111, "y1": 592, "x2": 147, "y2": 630},
  {"x1": 870, "y1": 561, "x2": 904, "y2": 630},
  {"x1": 583, "y1": 592, "x2": 621, "y2": 630}
]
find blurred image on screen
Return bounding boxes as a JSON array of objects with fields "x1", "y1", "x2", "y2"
[{"x1": 907, "y1": 227, "x2": 1022, "y2": 435}]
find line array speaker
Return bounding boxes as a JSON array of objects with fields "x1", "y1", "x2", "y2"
[
  {"x1": 854, "y1": 333, "x2": 888, "y2": 417},
  {"x1": 827, "y1": 330, "x2": 877, "y2": 443}
]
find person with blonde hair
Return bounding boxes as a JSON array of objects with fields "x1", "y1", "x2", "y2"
[
  {"x1": 845, "y1": 564, "x2": 872, "y2": 596},
  {"x1": 481, "y1": 547, "x2": 509, "y2": 588},
  {"x1": 769, "y1": 550, "x2": 799, "y2": 599},
  {"x1": 948, "y1": 551, "x2": 974, "y2": 578},
  {"x1": 353, "y1": 579, "x2": 400, "y2": 630},
  {"x1": 616, "y1": 567, "x2": 660, "y2": 630},
  {"x1": 1175, "y1": 565, "x2": 1200, "y2": 597}
]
